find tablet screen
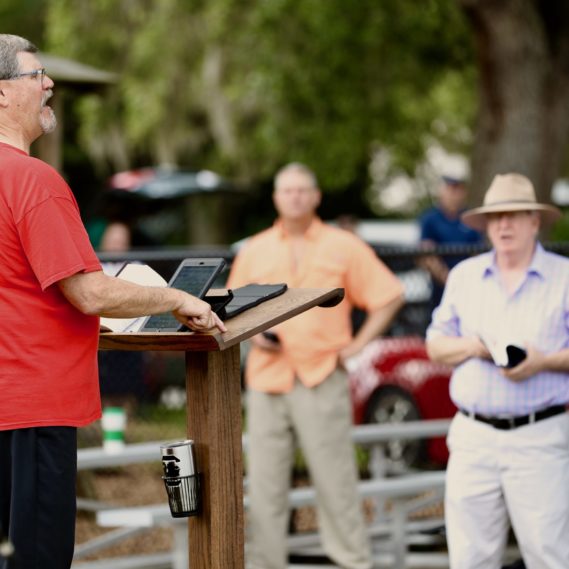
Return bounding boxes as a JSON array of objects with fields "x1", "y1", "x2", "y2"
[
  {"x1": 141, "y1": 261, "x2": 224, "y2": 331},
  {"x1": 171, "y1": 265, "x2": 221, "y2": 297}
]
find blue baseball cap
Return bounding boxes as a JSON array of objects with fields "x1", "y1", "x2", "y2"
[{"x1": 442, "y1": 175, "x2": 466, "y2": 186}]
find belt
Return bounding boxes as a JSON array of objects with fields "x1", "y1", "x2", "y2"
[{"x1": 459, "y1": 405, "x2": 566, "y2": 430}]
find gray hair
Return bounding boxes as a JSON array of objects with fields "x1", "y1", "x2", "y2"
[
  {"x1": 0, "y1": 34, "x2": 38, "y2": 80},
  {"x1": 274, "y1": 162, "x2": 318, "y2": 190}
]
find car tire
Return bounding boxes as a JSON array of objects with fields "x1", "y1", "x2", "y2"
[{"x1": 364, "y1": 386, "x2": 425, "y2": 473}]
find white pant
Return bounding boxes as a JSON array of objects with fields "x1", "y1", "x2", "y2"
[
  {"x1": 445, "y1": 411, "x2": 569, "y2": 569},
  {"x1": 246, "y1": 369, "x2": 372, "y2": 569}
]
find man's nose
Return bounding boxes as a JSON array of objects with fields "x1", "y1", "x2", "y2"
[{"x1": 43, "y1": 73, "x2": 55, "y2": 89}]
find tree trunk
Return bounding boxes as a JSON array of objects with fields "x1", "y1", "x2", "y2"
[{"x1": 460, "y1": 0, "x2": 569, "y2": 204}]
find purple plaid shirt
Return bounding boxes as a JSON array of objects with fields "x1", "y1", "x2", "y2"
[{"x1": 427, "y1": 243, "x2": 569, "y2": 415}]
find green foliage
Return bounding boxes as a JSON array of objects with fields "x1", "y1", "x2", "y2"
[
  {"x1": 40, "y1": 0, "x2": 475, "y2": 194},
  {"x1": 0, "y1": 0, "x2": 47, "y2": 46},
  {"x1": 548, "y1": 212, "x2": 569, "y2": 242}
]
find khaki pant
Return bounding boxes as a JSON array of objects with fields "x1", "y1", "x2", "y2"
[
  {"x1": 446, "y1": 411, "x2": 569, "y2": 569},
  {"x1": 246, "y1": 368, "x2": 372, "y2": 569}
]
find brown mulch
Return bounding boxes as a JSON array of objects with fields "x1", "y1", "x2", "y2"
[
  {"x1": 75, "y1": 463, "x2": 173, "y2": 562},
  {"x1": 75, "y1": 467, "x2": 443, "y2": 562}
]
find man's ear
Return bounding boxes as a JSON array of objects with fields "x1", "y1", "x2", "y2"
[{"x1": 0, "y1": 87, "x2": 8, "y2": 108}]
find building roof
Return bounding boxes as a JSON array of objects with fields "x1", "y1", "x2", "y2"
[{"x1": 39, "y1": 52, "x2": 118, "y2": 86}]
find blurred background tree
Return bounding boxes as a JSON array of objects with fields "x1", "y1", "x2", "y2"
[
  {"x1": 41, "y1": 0, "x2": 475, "y2": 227},
  {"x1": 42, "y1": 0, "x2": 473, "y2": 184},
  {"x1": 461, "y1": 0, "x2": 569, "y2": 204},
  {"x1": 3, "y1": 0, "x2": 569, "y2": 241},
  {"x1": 0, "y1": 0, "x2": 47, "y2": 47}
]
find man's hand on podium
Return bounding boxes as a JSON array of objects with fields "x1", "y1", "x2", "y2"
[{"x1": 174, "y1": 295, "x2": 227, "y2": 333}]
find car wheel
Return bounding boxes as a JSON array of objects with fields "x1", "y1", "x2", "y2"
[{"x1": 364, "y1": 386, "x2": 424, "y2": 474}]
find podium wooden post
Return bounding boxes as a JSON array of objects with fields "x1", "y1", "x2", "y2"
[{"x1": 99, "y1": 287, "x2": 344, "y2": 569}]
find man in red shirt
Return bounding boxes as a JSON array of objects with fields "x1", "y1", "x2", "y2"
[
  {"x1": 0, "y1": 34, "x2": 225, "y2": 569},
  {"x1": 228, "y1": 162, "x2": 404, "y2": 569}
]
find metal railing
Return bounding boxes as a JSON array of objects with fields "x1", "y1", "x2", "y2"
[{"x1": 75, "y1": 419, "x2": 453, "y2": 569}]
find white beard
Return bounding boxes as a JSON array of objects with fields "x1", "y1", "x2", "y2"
[{"x1": 40, "y1": 107, "x2": 57, "y2": 134}]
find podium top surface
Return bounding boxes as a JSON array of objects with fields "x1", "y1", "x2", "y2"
[{"x1": 98, "y1": 287, "x2": 344, "y2": 352}]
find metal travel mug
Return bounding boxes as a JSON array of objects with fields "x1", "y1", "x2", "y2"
[{"x1": 160, "y1": 440, "x2": 201, "y2": 517}]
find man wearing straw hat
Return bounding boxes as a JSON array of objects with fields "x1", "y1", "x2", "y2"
[{"x1": 426, "y1": 173, "x2": 569, "y2": 569}]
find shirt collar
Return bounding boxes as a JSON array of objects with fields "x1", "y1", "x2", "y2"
[
  {"x1": 274, "y1": 216, "x2": 324, "y2": 240},
  {"x1": 0, "y1": 141, "x2": 27, "y2": 156},
  {"x1": 482, "y1": 241, "x2": 546, "y2": 279}
]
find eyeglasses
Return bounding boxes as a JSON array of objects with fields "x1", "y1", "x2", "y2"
[{"x1": 8, "y1": 68, "x2": 47, "y2": 85}]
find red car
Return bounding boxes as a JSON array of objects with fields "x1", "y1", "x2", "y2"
[{"x1": 349, "y1": 336, "x2": 454, "y2": 471}]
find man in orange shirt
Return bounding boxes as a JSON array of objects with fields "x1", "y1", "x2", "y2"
[{"x1": 228, "y1": 162, "x2": 404, "y2": 569}]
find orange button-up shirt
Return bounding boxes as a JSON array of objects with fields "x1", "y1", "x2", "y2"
[{"x1": 227, "y1": 218, "x2": 404, "y2": 393}]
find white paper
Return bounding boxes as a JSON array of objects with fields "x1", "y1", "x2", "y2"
[
  {"x1": 100, "y1": 263, "x2": 167, "y2": 332},
  {"x1": 485, "y1": 340, "x2": 509, "y2": 367},
  {"x1": 483, "y1": 337, "x2": 525, "y2": 367}
]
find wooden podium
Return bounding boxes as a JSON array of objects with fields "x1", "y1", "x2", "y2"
[{"x1": 99, "y1": 287, "x2": 344, "y2": 569}]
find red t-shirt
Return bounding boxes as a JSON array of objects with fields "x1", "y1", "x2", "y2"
[{"x1": 0, "y1": 142, "x2": 102, "y2": 430}]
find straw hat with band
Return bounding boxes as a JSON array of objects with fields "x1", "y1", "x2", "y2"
[{"x1": 461, "y1": 173, "x2": 562, "y2": 232}]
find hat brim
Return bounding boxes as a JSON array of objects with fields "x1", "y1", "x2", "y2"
[
  {"x1": 442, "y1": 176, "x2": 465, "y2": 186},
  {"x1": 461, "y1": 202, "x2": 562, "y2": 231}
]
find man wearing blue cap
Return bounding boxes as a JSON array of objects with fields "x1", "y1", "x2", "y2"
[{"x1": 419, "y1": 174, "x2": 483, "y2": 308}]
